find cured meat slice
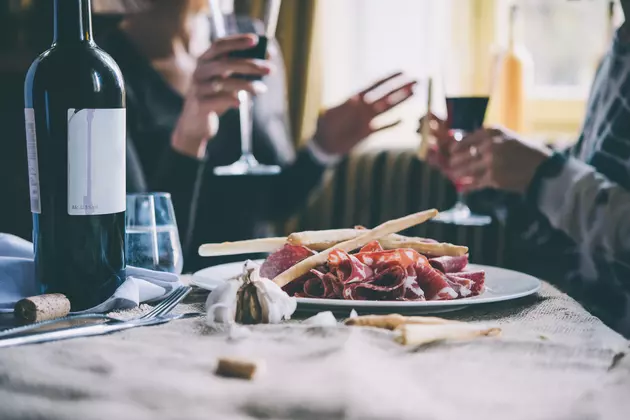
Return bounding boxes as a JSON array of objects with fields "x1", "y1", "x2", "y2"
[
  {"x1": 428, "y1": 255, "x2": 469, "y2": 273},
  {"x1": 328, "y1": 249, "x2": 373, "y2": 284},
  {"x1": 446, "y1": 270, "x2": 485, "y2": 295},
  {"x1": 414, "y1": 263, "x2": 457, "y2": 300},
  {"x1": 343, "y1": 264, "x2": 406, "y2": 300},
  {"x1": 359, "y1": 241, "x2": 384, "y2": 253},
  {"x1": 444, "y1": 276, "x2": 474, "y2": 298},
  {"x1": 301, "y1": 271, "x2": 341, "y2": 299},
  {"x1": 260, "y1": 244, "x2": 315, "y2": 279},
  {"x1": 354, "y1": 248, "x2": 428, "y2": 271},
  {"x1": 401, "y1": 266, "x2": 425, "y2": 301}
]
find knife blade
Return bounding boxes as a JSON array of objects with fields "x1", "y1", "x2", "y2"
[{"x1": 0, "y1": 313, "x2": 202, "y2": 348}]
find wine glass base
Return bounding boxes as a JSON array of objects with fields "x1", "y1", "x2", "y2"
[
  {"x1": 213, "y1": 157, "x2": 281, "y2": 176},
  {"x1": 432, "y1": 205, "x2": 492, "y2": 227}
]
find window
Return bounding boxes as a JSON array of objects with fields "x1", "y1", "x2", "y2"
[
  {"x1": 320, "y1": 0, "x2": 452, "y2": 150},
  {"x1": 493, "y1": 0, "x2": 620, "y2": 138},
  {"x1": 320, "y1": 0, "x2": 619, "y2": 149}
]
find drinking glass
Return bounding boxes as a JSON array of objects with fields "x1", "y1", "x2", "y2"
[
  {"x1": 431, "y1": 49, "x2": 498, "y2": 226},
  {"x1": 209, "y1": 0, "x2": 282, "y2": 176},
  {"x1": 125, "y1": 193, "x2": 184, "y2": 274}
]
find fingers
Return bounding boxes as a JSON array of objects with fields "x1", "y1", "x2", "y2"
[
  {"x1": 371, "y1": 119, "x2": 402, "y2": 134},
  {"x1": 199, "y1": 34, "x2": 259, "y2": 61},
  {"x1": 197, "y1": 92, "x2": 241, "y2": 115},
  {"x1": 448, "y1": 153, "x2": 490, "y2": 180},
  {"x1": 451, "y1": 127, "x2": 502, "y2": 154},
  {"x1": 194, "y1": 58, "x2": 272, "y2": 81},
  {"x1": 358, "y1": 71, "x2": 404, "y2": 98},
  {"x1": 371, "y1": 81, "x2": 417, "y2": 115},
  {"x1": 196, "y1": 78, "x2": 267, "y2": 98},
  {"x1": 449, "y1": 138, "x2": 492, "y2": 168}
]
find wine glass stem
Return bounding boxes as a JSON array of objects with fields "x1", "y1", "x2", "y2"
[
  {"x1": 238, "y1": 90, "x2": 253, "y2": 157},
  {"x1": 456, "y1": 191, "x2": 466, "y2": 207}
]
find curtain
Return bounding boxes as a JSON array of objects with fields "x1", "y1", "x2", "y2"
[{"x1": 234, "y1": 0, "x2": 322, "y2": 146}]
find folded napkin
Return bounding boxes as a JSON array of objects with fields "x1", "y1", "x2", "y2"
[{"x1": 0, "y1": 233, "x2": 183, "y2": 314}]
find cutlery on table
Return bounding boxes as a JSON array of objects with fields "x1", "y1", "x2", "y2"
[{"x1": 0, "y1": 286, "x2": 192, "y2": 339}]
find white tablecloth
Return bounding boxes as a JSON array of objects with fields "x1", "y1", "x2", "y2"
[{"x1": 0, "y1": 282, "x2": 628, "y2": 420}]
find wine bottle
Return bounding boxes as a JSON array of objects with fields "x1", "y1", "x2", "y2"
[
  {"x1": 24, "y1": 0, "x2": 126, "y2": 311},
  {"x1": 496, "y1": 4, "x2": 527, "y2": 133}
]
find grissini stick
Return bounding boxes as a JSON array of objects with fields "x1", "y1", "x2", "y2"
[
  {"x1": 199, "y1": 237, "x2": 286, "y2": 257},
  {"x1": 272, "y1": 209, "x2": 439, "y2": 288},
  {"x1": 395, "y1": 323, "x2": 501, "y2": 346},
  {"x1": 345, "y1": 314, "x2": 460, "y2": 330}
]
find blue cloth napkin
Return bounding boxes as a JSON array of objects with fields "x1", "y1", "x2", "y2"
[{"x1": 0, "y1": 233, "x2": 183, "y2": 313}]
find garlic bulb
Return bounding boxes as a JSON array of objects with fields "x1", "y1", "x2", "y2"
[{"x1": 205, "y1": 261, "x2": 297, "y2": 325}]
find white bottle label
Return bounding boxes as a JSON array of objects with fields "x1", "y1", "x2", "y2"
[
  {"x1": 24, "y1": 108, "x2": 41, "y2": 214},
  {"x1": 67, "y1": 108, "x2": 126, "y2": 216}
]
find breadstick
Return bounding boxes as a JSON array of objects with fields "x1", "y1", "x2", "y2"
[
  {"x1": 395, "y1": 323, "x2": 501, "y2": 346},
  {"x1": 380, "y1": 237, "x2": 468, "y2": 256},
  {"x1": 14, "y1": 294, "x2": 71, "y2": 323},
  {"x1": 199, "y1": 237, "x2": 286, "y2": 257},
  {"x1": 215, "y1": 357, "x2": 262, "y2": 380},
  {"x1": 345, "y1": 314, "x2": 459, "y2": 330},
  {"x1": 287, "y1": 229, "x2": 363, "y2": 250},
  {"x1": 417, "y1": 77, "x2": 433, "y2": 160},
  {"x1": 272, "y1": 209, "x2": 438, "y2": 288}
]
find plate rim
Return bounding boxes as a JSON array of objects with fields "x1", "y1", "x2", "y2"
[{"x1": 191, "y1": 260, "x2": 542, "y2": 307}]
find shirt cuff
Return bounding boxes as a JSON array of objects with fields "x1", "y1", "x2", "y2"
[
  {"x1": 536, "y1": 156, "x2": 594, "y2": 227},
  {"x1": 306, "y1": 138, "x2": 342, "y2": 166}
]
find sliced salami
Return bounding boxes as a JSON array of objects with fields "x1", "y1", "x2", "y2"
[
  {"x1": 260, "y1": 244, "x2": 315, "y2": 279},
  {"x1": 429, "y1": 255, "x2": 469, "y2": 273},
  {"x1": 446, "y1": 270, "x2": 485, "y2": 295},
  {"x1": 328, "y1": 249, "x2": 373, "y2": 284},
  {"x1": 414, "y1": 263, "x2": 457, "y2": 300}
]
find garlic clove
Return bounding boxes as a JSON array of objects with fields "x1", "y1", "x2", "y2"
[
  {"x1": 205, "y1": 276, "x2": 244, "y2": 325},
  {"x1": 251, "y1": 268, "x2": 297, "y2": 324}
]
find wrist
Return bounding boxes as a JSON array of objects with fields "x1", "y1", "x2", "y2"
[
  {"x1": 526, "y1": 151, "x2": 567, "y2": 204},
  {"x1": 171, "y1": 128, "x2": 209, "y2": 159}
]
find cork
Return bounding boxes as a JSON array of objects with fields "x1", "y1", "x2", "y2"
[
  {"x1": 215, "y1": 357, "x2": 262, "y2": 380},
  {"x1": 14, "y1": 294, "x2": 71, "y2": 323}
]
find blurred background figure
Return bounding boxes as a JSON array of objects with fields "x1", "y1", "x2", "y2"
[{"x1": 0, "y1": 0, "x2": 415, "y2": 271}]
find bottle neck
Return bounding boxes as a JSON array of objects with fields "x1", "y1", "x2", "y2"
[
  {"x1": 53, "y1": 0, "x2": 93, "y2": 45},
  {"x1": 508, "y1": 5, "x2": 517, "y2": 51}
]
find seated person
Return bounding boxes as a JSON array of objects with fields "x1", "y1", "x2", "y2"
[
  {"x1": 422, "y1": 1, "x2": 630, "y2": 336},
  {"x1": 97, "y1": 0, "x2": 415, "y2": 271}
]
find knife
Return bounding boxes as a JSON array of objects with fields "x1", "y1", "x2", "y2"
[{"x1": 0, "y1": 313, "x2": 202, "y2": 348}]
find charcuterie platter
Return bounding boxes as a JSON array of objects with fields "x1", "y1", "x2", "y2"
[{"x1": 193, "y1": 209, "x2": 541, "y2": 315}]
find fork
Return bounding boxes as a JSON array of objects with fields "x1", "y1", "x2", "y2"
[{"x1": 0, "y1": 286, "x2": 192, "y2": 339}]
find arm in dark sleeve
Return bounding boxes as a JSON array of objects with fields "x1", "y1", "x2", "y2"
[{"x1": 269, "y1": 147, "x2": 328, "y2": 220}]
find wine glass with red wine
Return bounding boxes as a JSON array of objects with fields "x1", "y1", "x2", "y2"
[
  {"x1": 209, "y1": 0, "x2": 283, "y2": 176},
  {"x1": 431, "y1": 53, "x2": 497, "y2": 226}
]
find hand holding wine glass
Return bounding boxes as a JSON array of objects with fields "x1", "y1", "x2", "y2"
[
  {"x1": 447, "y1": 126, "x2": 553, "y2": 194},
  {"x1": 171, "y1": 34, "x2": 273, "y2": 159}
]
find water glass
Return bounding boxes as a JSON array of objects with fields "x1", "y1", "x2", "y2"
[{"x1": 125, "y1": 193, "x2": 183, "y2": 274}]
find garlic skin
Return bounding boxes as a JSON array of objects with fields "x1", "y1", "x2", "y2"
[
  {"x1": 205, "y1": 274, "x2": 244, "y2": 324},
  {"x1": 250, "y1": 267, "x2": 297, "y2": 324},
  {"x1": 205, "y1": 261, "x2": 297, "y2": 325}
]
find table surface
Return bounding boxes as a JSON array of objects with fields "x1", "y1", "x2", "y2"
[{"x1": 0, "y1": 281, "x2": 628, "y2": 420}]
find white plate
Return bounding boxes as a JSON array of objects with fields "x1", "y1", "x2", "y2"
[{"x1": 192, "y1": 260, "x2": 541, "y2": 315}]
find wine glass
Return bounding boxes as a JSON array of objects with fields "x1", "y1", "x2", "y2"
[
  {"x1": 209, "y1": 0, "x2": 282, "y2": 176},
  {"x1": 431, "y1": 50, "x2": 498, "y2": 226},
  {"x1": 125, "y1": 193, "x2": 184, "y2": 274}
]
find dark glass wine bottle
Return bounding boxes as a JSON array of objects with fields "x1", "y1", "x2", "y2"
[{"x1": 24, "y1": 0, "x2": 126, "y2": 311}]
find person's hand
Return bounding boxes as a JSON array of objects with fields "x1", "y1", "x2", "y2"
[
  {"x1": 171, "y1": 34, "x2": 273, "y2": 158},
  {"x1": 313, "y1": 72, "x2": 416, "y2": 155},
  {"x1": 446, "y1": 126, "x2": 553, "y2": 194},
  {"x1": 418, "y1": 113, "x2": 452, "y2": 172}
]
